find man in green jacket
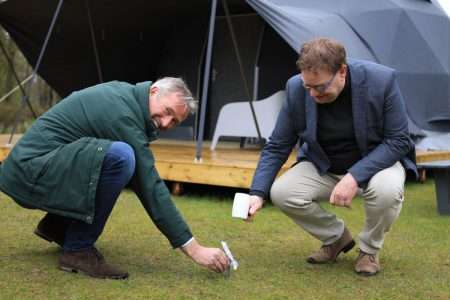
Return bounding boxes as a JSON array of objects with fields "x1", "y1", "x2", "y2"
[{"x1": 0, "y1": 77, "x2": 229, "y2": 279}]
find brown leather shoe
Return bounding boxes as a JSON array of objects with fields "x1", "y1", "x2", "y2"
[
  {"x1": 34, "y1": 213, "x2": 67, "y2": 247},
  {"x1": 307, "y1": 227, "x2": 355, "y2": 264},
  {"x1": 354, "y1": 250, "x2": 380, "y2": 276},
  {"x1": 59, "y1": 247, "x2": 129, "y2": 279}
]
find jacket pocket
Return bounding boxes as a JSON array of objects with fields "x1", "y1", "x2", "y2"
[{"x1": 27, "y1": 147, "x2": 60, "y2": 184}]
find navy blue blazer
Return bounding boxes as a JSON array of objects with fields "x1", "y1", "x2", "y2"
[{"x1": 250, "y1": 59, "x2": 417, "y2": 199}]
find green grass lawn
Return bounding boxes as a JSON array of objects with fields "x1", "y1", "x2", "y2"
[{"x1": 0, "y1": 180, "x2": 449, "y2": 300}]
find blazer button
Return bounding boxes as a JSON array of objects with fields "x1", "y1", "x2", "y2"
[{"x1": 97, "y1": 147, "x2": 103, "y2": 152}]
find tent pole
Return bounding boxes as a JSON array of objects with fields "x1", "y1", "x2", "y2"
[
  {"x1": 0, "y1": 76, "x2": 32, "y2": 104},
  {"x1": 29, "y1": 0, "x2": 65, "y2": 85},
  {"x1": 8, "y1": 0, "x2": 65, "y2": 144},
  {"x1": 85, "y1": 0, "x2": 104, "y2": 83},
  {"x1": 195, "y1": 30, "x2": 208, "y2": 141},
  {"x1": 221, "y1": 0, "x2": 263, "y2": 145},
  {"x1": 195, "y1": 0, "x2": 218, "y2": 162},
  {"x1": 249, "y1": 23, "x2": 265, "y2": 147},
  {"x1": 0, "y1": 37, "x2": 35, "y2": 116},
  {"x1": 253, "y1": 23, "x2": 265, "y2": 103}
]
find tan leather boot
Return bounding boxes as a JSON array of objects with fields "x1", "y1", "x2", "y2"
[
  {"x1": 59, "y1": 247, "x2": 129, "y2": 279},
  {"x1": 354, "y1": 250, "x2": 380, "y2": 276},
  {"x1": 307, "y1": 227, "x2": 355, "y2": 264}
]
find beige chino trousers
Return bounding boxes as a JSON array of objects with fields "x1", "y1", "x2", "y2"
[{"x1": 270, "y1": 161, "x2": 405, "y2": 254}]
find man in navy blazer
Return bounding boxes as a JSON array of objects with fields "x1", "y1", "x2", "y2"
[{"x1": 247, "y1": 38, "x2": 417, "y2": 276}]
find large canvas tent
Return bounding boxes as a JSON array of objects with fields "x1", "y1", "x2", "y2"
[
  {"x1": 0, "y1": 0, "x2": 299, "y2": 151},
  {"x1": 1, "y1": 0, "x2": 449, "y2": 154},
  {"x1": 248, "y1": 0, "x2": 450, "y2": 150}
]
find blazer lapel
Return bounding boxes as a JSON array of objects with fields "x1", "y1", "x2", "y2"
[
  {"x1": 305, "y1": 94, "x2": 317, "y2": 140},
  {"x1": 349, "y1": 63, "x2": 368, "y2": 155}
]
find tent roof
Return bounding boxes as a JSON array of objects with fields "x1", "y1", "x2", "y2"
[
  {"x1": 1, "y1": 0, "x2": 449, "y2": 134},
  {"x1": 248, "y1": 0, "x2": 450, "y2": 132}
]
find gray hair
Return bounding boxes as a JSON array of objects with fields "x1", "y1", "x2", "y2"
[{"x1": 151, "y1": 77, "x2": 198, "y2": 114}]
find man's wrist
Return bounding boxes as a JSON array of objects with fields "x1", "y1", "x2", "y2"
[
  {"x1": 180, "y1": 237, "x2": 199, "y2": 258},
  {"x1": 249, "y1": 190, "x2": 266, "y2": 200},
  {"x1": 345, "y1": 171, "x2": 359, "y2": 187},
  {"x1": 181, "y1": 237, "x2": 195, "y2": 248}
]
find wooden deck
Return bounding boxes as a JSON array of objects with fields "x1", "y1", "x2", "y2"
[
  {"x1": 150, "y1": 140, "x2": 296, "y2": 188},
  {"x1": 1, "y1": 134, "x2": 449, "y2": 188},
  {"x1": 0, "y1": 135, "x2": 296, "y2": 188}
]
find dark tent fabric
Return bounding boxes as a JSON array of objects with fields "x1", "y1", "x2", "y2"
[
  {"x1": 0, "y1": 0, "x2": 297, "y2": 139},
  {"x1": 248, "y1": 0, "x2": 450, "y2": 135},
  {"x1": 0, "y1": 0, "x2": 256, "y2": 96},
  {"x1": 1, "y1": 0, "x2": 449, "y2": 143}
]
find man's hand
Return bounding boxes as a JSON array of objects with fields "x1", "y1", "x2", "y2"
[
  {"x1": 247, "y1": 195, "x2": 264, "y2": 221},
  {"x1": 330, "y1": 173, "x2": 358, "y2": 208},
  {"x1": 181, "y1": 239, "x2": 230, "y2": 273}
]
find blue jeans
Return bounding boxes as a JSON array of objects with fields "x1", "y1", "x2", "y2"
[{"x1": 63, "y1": 141, "x2": 136, "y2": 251}]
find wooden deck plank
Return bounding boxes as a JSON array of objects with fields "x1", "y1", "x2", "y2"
[
  {"x1": 416, "y1": 150, "x2": 450, "y2": 163},
  {"x1": 1, "y1": 134, "x2": 449, "y2": 188},
  {"x1": 150, "y1": 142, "x2": 295, "y2": 187}
]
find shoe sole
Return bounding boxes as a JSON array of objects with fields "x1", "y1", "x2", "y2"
[
  {"x1": 355, "y1": 269, "x2": 379, "y2": 277},
  {"x1": 59, "y1": 265, "x2": 129, "y2": 280},
  {"x1": 307, "y1": 239, "x2": 356, "y2": 264}
]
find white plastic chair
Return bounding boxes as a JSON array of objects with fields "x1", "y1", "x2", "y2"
[{"x1": 210, "y1": 90, "x2": 286, "y2": 150}]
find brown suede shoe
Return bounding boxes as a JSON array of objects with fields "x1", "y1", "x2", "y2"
[
  {"x1": 307, "y1": 227, "x2": 355, "y2": 264},
  {"x1": 59, "y1": 247, "x2": 129, "y2": 279},
  {"x1": 354, "y1": 250, "x2": 380, "y2": 276},
  {"x1": 34, "y1": 213, "x2": 67, "y2": 247}
]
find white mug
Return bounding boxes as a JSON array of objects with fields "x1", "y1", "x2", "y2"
[{"x1": 232, "y1": 193, "x2": 250, "y2": 219}]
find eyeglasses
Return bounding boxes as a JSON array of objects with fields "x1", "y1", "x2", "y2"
[{"x1": 300, "y1": 72, "x2": 337, "y2": 94}]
